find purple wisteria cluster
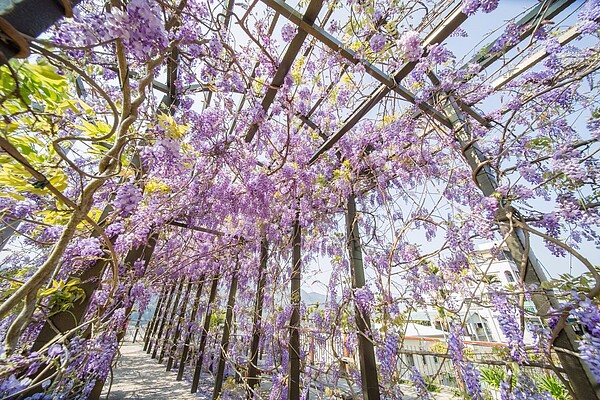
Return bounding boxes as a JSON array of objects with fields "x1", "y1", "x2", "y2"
[
  {"x1": 448, "y1": 325, "x2": 483, "y2": 400},
  {"x1": 377, "y1": 330, "x2": 398, "y2": 379},
  {"x1": 54, "y1": 0, "x2": 168, "y2": 62},
  {"x1": 353, "y1": 287, "x2": 375, "y2": 315},
  {"x1": 140, "y1": 138, "x2": 185, "y2": 176},
  {"x1": 570, "y1": 296, "x2": 600, "y2": 382},
  {"x1": 409, "y1": 367, "x2": 432, "y2": 400},
  {"x1": 461, "y1": 0, "x2": 500, "y2": 15},
  {"x1": 489, "y1": 291, "x2": 527, "y2": 363},
  {"x1": 60, "y1": 237, "x2": 104, "y2": 275},
  {"x1": 10, "y1": 199, "x2": 37, "y2": 219},
  {"x1": 113, "y1": 183, "x2": 143, "y2": 218},
  {"x1": 281, "y1": 23, "x2": 297, "y2": 43},
  {"x1": 500, "y1": 374, "x2": 553, "y2": 400},
  {"x1": 396, "y1": 30, "x2": 422, "y2": 62},
  {"x1": 2, "y1": 0, "x2": 600, "y2": 398},
  {"x1": 578, "y1": 0, "x2": 600, "y2": 34},
  {"x1": 370, "y1": 33, "x2": 387, "y2": 53},
  {"x1": 116, "y1": 0, "x2": 169, "y2": 61}
]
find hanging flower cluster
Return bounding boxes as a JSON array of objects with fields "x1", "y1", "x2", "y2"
[{"x1": 0, "y1": 0, "x2": 599, "y2": 399}]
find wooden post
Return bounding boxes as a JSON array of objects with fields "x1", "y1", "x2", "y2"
[
  {"x1": 131, "y1": 311, "x2": 142, "y2": 343},
  {"x1": 288, "y1": 218, "x2": 302, "y2": 400},
  {"x1": 176, "y1": 278, "x2": 205, "y2": 381},
  {"x1": 144, "y1": 285, "x2": 169, "y2": 351},
  {"x1": 213, "y1": 270, "x2": 239, "y2": 399},
  {"x1": 191, "y1": 275, "x2": 220, "y2": 393},
  {"x1": 166, "y1": 280, "x2": 193, "y2": 371},
  {"x1": 152, "y1": 279, "x2": 183, "y2": 359},
  {"x1": 434, "y1": 87, "x2": 600, "y2": 399},
  {"x1": 31, "y1": 235, "x2": 157, "y2": 352},
  {"x1": 347, "y1": 195, "x2": 380, "y2": 400},
  {"x1": 147, "y1": 284, "x2": 175, "y2": 354},
  {"x1": 246, "y1": 239, "x2": 268, "y2": 398},
  {"x1": 158, "y1": 278, "x2": 187, "y2": 363}
]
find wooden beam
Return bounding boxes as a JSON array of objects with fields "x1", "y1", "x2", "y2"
[
  {"x1": 439, "y1": 89, "x2": 600, "y2": 400},
  {"x1": 288, "y1": 218, "x2": 302, "y2": 400},
  {"x1": 295, "y1": 3, "x2": 466, "y2": 164},
  {"x1": 244, "y1": 0, "x2": 324, "y2": 143},
  {"x1": 346, "y1": 195, "x2": 380, "y2": 400}
]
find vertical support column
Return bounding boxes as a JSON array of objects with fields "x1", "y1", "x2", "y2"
[
  {"x1": 31, "y1": 234, "x2": 157, "y2": 352},
  {"x1": 434, "y1": 85, "x2": 600, "y2": 399},
  {"x1": 177, "y1": 278, "x2": 205, "y2": 381},
  {"x1": 288, "y1": 219, "x2": 302, "y2": 400},
  {"x1": 191, "y1": 274, "x2": 220, "y2": 393},
  {"x1": 246, "y1": 239, "x2": 268, "y2": 399},
  {"x1": 213, "y1": 270, "x2": 239, "y2": 399},
  {"x1": 158, "y1": 278, "x2": 187, "y2": 363},
  {"x1": 131, "y1": 312, "x2": 142, "y2": 343},
  {"x1": 346, "y1": 194, "x2": 380, "y2": 400},
  {"x1": 152, "y1": 279, "x2": 183, "y2": 359},
  {"x1": 166, "y1": 280, "x2": 193, "y2": 371},
  {"x1": 147, "y1": 284, "x2": 174, "y2": 354},
  {"x1": 143, "y1": 285, "x2": 168, "y2": 351}
]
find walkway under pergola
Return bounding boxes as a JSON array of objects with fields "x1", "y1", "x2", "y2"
[{"x1": 0, "y1": 1, "x2": 599, "y2": 400}]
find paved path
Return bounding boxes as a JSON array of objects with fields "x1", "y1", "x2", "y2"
[
  {"x1": 101, "y1": 342, "x2": 458, "y2": 399},
  {"x1": 101, "y1": 342, "x2": 213, "y2": 399}
]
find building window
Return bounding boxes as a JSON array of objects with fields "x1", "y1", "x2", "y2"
[{"x1": 504, "y1": 271, "x2": 515, "y2": 283}]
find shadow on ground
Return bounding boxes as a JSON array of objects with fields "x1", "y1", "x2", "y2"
[{"x1": 101, "y1": 342, "x2": 212, "y2": 399}]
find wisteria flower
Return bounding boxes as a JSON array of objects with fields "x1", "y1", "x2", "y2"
[{"x1": 397, "y1": 31, "x2": 422, "y2": 62}]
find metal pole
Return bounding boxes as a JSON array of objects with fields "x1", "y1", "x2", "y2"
[
  {"x1": 147, "y1": 284, "x2": 176, "y2": 354},
  {"x1": 0, "y1": 217, "x2": 20, "y2": 252},
  {"x1": 347, "y1": 195, "x2": 381, "y2": 400},
  {"x1": 131, "y1": 310, "x2": 142, "y2": 343}
]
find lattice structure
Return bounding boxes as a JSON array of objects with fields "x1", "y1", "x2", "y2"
[{"x1": 0, "y1": 1, "x2": 599, "y2": 399}]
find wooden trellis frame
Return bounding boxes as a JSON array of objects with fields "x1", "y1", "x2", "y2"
[{"x1": 1, "y1": 0, "x2": 598, "y2": 399}]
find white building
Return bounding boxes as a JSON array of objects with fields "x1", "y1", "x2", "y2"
[{"x1": 412, "y1": 242, "x2": 542, "y2": 345}]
